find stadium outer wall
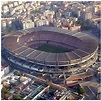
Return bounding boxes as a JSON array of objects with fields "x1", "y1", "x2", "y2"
[{"x1": 2, "y1": 26, "x2": 98, "y2": 74}]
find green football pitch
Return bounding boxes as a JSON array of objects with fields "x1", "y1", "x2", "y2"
[{"x1": 37, "y1": 44, "x2": 72, "y2": 53}]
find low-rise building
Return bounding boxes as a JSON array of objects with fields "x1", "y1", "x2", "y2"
[
  {"x1": 21, "y1": 19, "x2": 35, "y2": 29},
  {"x1": 22, "y1": 77, "x2": 31, "y2": 85},
  {"x1": 1, "y1": 63, "x2": 10, "y2": 77},
  {"x1": 69, "y1": 25, "x2": 81, "y2": 31},
  {"x1": 8, "y1": 3, "x2": 14, "y2": 8},
  {"x1": 80, "y1": 11, "x2": 92, "y2": 21},
  {"x1": 7, "y1": 19, "x2": 12, "y2": 28},
  {"x1": 13, "y1": 1, "x2": 19, "y2": 7},
  {"x1": 44, "y1": 10, "x2": 55, "y2": 17},
  {"x1": 35, "y1": 19, "x2": 49, "y2": 27},
  {"x1": 2, "y1": 5, "x2": 10, "y2": 15},
  {"x1": 1, "y1": 20, "x2": 7, "y2": 31}
]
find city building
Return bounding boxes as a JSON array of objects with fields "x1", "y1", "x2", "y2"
[
  {"x1": 1, "y1": 20, "x2": 7, "y2": 31},
  {"x1": 1, "y1": 63, "x2": 10, "y2": 77},
  {"x1": 22, "y1": 20, "x2": 35, "y2": 29},
  {"x1": 35, "y1": 19, "x2": 49, "y2": 27},
  {"x1": 69, "y1": 25, "x2": 81, "y2": 31},
  {"x1": 80, "y1": 11, "x2": 92, "y2": 21}
]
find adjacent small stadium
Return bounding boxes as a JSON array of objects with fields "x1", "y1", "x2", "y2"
[{"x1": 3, "y1": 26, "x2": 98, "y2": 74}]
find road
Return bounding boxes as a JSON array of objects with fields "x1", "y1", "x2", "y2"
[
  {"x1": 79, "y1": 81, "x2": 98, "y2": 88},
  {"x1": 2, "y1": 33, "x2": 12, "y2": 38},
  {"x1": 83, "y1": 86, "x2": 97, "y2": 100},
  {"x1": 79, "y1": 81, "x2": 98, "y2": 100}
]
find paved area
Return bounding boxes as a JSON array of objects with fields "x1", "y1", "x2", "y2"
[
  {"x1": 79, "y1": 81, "x2": 98, "y2": 100},
  {"x1": 66, "y1": 69, "x2": 95, "y2": 81},
  {"x1": 83, "y1": 86, "x2": 97, "y2": 100}
]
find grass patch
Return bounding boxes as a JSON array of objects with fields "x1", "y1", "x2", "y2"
[{"x1": 37, "y1": 44, "x2": 72, "y2": 53}]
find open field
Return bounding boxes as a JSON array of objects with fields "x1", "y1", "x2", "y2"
[{"x1": 37, "y1": 44, "x2": 72, "y2": 53}]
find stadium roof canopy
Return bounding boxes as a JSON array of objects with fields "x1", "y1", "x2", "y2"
[{"x1": 3, "y1": 26, "x2": 98, "y2": 66}]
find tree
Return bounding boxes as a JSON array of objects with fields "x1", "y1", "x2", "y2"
[
  {"x1": 1, "y1": 87, "x2": 11, "y2": 99},
  {"x1": 79, "y1": 86, "x2": 86, "y2": 94},
  {"x1": 10, "y1": 83, "x2": 17, "y2": 87},
  {"x1": 8, "y1": 28, "x2": 14, "y2": 33},
  {"x1": 75, "y1": 20, "x2": 82, "y2": 25},
  {"x1": 1, "y1": 87, "x2": 8, "y2": 94},
  {"x1": 76, "y1": 85, "x2": 86, "y2": 95},
  {"x1": 13, "y1": 94, "x2": 23, "y2": 100},
  {"x1": 25, "y1": 97, "x2": 30, "y2": 100},
  {"x1": 14, "y1": 71, "x2": 21, "y2": 76},
  {"x1": 76, "y1": 20, "x2": 91, "y2": 30},
  {"x1": 3, "y1": 94, "x2": 11, "y2": 100}
]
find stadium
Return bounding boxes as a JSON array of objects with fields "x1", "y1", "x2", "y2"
[{"x1": 3, "y1": 26, "x2": 98, "y2": 74}]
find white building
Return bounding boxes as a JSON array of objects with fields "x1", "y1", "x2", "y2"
[
  {"x1": 1, "y1": 20, "x2": 7, "y2": 31},
  {"x1": 36, "y1": 19, "x2": 49, "y2": 27},
  {"x1": 18, "y1": 1, "x2": 23, "y2": 4},
  {"x1": 77, "y1": 10, "x2": 81, "y2": 17},
  {"x1": 3, "y1": 5, "x2": 9, "y2": 15},
  {"x1": 13, "y1": 1, "x2": 19, "y2": 7},
  {"x1": 1, "y1": 64, "x2": 10, "y2": 77},
  {"x1": 22, "y1": 20, "x2": 35, "y2": 29},
  {"x1": 8, "y1": 3, "x2": 14, "y2": 8},
  {"x1": 7, "y1": 19, "x2": 12, "y2": 28},
  {"x1": 44, "y1": 10, "x2": 55, "y2": 17},
  {"x1": 22, "y1": 77, "x2": 31, "y2": 85},
  {"x1": 1, "y1": 70, "x2": 4, "y2": 78}
]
